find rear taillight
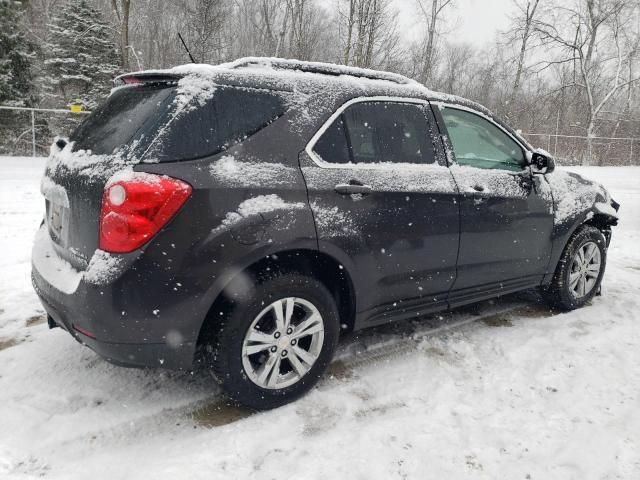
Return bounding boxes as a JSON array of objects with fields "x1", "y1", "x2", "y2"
[{"x1": 99, "y1": 173, "x2": 192, "y2": 253}]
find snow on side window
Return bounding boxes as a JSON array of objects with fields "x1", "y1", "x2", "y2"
[
  {"x1": 143, "y1": 83, "x2": 287, "y2": 162},
  {"x1": 441, "y1": 107, "x2": 525, "y2": 172}
]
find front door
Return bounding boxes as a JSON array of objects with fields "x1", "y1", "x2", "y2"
[
  {"x1": 433, "y1": 104, "x2": 554, "y2": 305},
  {"x1": 301, "y1": 98, "x2": 460, "y2": 325}
]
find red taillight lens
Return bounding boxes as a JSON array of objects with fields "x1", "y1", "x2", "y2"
[
  {"x1": 99, "y1": 173, "x2": 192, "y2": 253},
  {"x1": 122, "y1": 76, "x2": 141, "y2": 85}
]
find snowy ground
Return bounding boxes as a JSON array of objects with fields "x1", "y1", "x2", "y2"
[{"x1": 1, "y1": 156, "x2": 639, "y2": 479}]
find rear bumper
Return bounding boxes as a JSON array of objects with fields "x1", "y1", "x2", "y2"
[
  {"x1": 45, "y1": 308, "x2": 191, "y2": 369},
  {"x1": 31, "y1": 254, "x2": 201, "y2": 371}
]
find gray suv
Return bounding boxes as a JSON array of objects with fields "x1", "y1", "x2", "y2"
[{"x1": 32, "y1": 58, "x2": 619, "y2": 409}]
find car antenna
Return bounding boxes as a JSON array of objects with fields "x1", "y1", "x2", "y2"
[{"x1": 178, "y1": 32, "x2": 197, "y2": 64}]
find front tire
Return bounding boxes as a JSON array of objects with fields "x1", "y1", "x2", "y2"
[
  {"x1": 207, "y1": 272, "x2": 340, "y2": 410},
  {"x1": 543, "y1": 225, "x2": 607, "y2": 310}
]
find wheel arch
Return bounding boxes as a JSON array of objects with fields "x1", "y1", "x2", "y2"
[
  {"x1": 544, "y1": 209, "x2": 615, "y2": 286},
  {"x1": 584, "y1": 211, "x2": 617, "y2": 245},
  {"x1": 195, "y1": 248, "x2": 357, "y2": 352}
]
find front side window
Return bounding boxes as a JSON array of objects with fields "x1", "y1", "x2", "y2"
[
  {"x1": 441, "y1": 107, "x2": 525, "y2": 172},
  {"x1": 312, "y1": 101, "x2": 436, "y2": 165}
]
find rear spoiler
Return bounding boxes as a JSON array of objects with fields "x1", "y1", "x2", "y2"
[{"x1": 113, "y1": 73, "x2": 181, "y2": 88}]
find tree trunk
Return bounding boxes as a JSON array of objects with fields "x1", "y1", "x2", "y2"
[
  {"x1": 344, "y1": 0, "x2": 355, "y2": 64},
  {"x1": 111, "y1": 0, "x2": 131, "y2": 70},
  {"x1": 421, "y1": 1, "x2": 438, "y2": 83},
  {"x1": 120, "y1": 0, "x2": 131, "y2": 70}
]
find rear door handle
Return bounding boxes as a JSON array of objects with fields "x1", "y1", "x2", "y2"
[
  {"x1": 335, "y1": 183, "x2": 373, "y2": 195},
  {"x1": 468, "y1": 184, "x2": 486, "y2": 193}
]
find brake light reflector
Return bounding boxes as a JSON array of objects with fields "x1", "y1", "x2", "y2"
[
  {"x1": 99, "y1": 173, "x2": 192, "y2": 253},
  {"x1": 73, "y1": 324, "x2": 96, "y2": 339},
  {"x1": 121, "y1": 76, "x2": 141, "y2": 85}
]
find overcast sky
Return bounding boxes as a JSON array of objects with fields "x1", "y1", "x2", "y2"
[{"x1": 394, "y1": 0, "x2": 514, "y2": 45}]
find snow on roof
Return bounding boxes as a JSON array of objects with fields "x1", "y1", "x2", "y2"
[
  {"x1": 218, "y1": 57, "x2": 419, "y2": 86},
  {"x1": 116, "y1": 57, "x2": 457, "y2": 101},
  {"x1": 114, "y1": 57, "x2": 501, "y2": 131},
  {"x1": 117, "y1": 57, "x2": 418, "y2": 86}
]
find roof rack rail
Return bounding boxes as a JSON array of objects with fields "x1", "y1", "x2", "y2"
[{"x1": 222, "y1": 57, "x2": 417, "y2": 86}]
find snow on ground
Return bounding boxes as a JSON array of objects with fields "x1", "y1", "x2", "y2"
[{"x1": 0, "y1": 156, "x2": 639, "y2": 479}]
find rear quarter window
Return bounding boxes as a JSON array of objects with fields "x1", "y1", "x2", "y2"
[
  {"x1": 70, "y1": 84, "x2": 287, "y2": 162},
  {"x1": 146, "y1": 86, "x2": 287, "y2": 162}
]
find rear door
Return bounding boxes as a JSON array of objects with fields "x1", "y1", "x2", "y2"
[
  {"x1": 433, "y1": 103, "x2": 553, "y2": 303},
  {"x1": 300, "y1": 98, "x2": 460, "y2": 325}
]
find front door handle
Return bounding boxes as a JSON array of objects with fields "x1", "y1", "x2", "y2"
[
  {"x1": 520, "y1": 176, "x2": 533, "y2": 190},
  {"x1": 335, "y1": 183, "x2": 373, "y2": 195}
]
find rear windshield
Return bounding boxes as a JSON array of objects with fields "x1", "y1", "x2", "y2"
[
  {"x1": 71, "y1": 85, "x2": 174, "y2": 156},
  {"x1": 70, "y1": 83, "x2": 287, "y2": 162}
]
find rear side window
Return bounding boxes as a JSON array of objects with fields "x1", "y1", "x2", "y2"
[
  {"x1": 146, "y1": 86, "x2": 286, "y2": 162},
  {"x1": 312, "y1": 101, "x2": 436, "y2": 165},
  {"x1": 71, "y1": 84, "x2": 286, "y2": 162}
]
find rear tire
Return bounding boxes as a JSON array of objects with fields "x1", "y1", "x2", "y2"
[
  {"x1": 542, "y1": 225, "x2": 607, "y2": 311},
  {"x1": 206, "y1": 272, "x2": 340, "y2": 410}
]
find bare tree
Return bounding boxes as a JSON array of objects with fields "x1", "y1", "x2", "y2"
[
  {"x1": 415, "y1": 0, "x2": 455, "y2": 84},
  {"x1": 12, "y1": 0, "x2": 640, "y2": 166},
  {"x1": 535, "y1": 0, "x2": 640, "y2": 164},
  {"x1": 505, "y1": 0, "x2": 542, "y2": 116},
  {"x1": 340, "y1": 0, "x2": 401, "y2": 69},
  {"x1": 110, "y1": 0, "x2": 132, "y2": 70},
  {"x1": 180, "y1": 0, "x2": 227, "y2": 63},
  {"x1": 438, "y1": 42, "x2": 474, "y2": 93}
]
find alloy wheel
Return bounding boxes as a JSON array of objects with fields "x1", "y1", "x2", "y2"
[
  {"x1": 569, "y1": 241, "x2": 601, "y2": 299},
  {"x1": 241, "y1": 297, "x2": 325, "y2": 389}
]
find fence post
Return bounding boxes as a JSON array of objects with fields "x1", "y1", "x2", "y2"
[
  {"x1": 554, "y1": 109, "x2": 560, "y2": 156},
  {"x1": 31, "y1": 109, "x2": 36, "y2": 158}
]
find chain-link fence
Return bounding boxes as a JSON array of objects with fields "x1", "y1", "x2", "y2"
[
  {"x1": 522, "y1": 133, "x2": 639, "y2": 167},
  {"x1": 1, "y1": 104, "x2": 638, "y2": 166},
  {"x1": 0, "y1": 105, "x2": 90, "y2": 157}
]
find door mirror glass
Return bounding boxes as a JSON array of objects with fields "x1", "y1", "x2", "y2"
[{"x1": 530, "y1": 151, "x2": 555, "y2": 174}]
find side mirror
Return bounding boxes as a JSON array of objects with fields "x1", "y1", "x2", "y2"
[{"x1": 530, "y1": 151, "x2": 555, "y2": 174}]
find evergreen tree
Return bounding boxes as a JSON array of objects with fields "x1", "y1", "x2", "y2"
[
  {"x1": 0, "y1": 0, "x2": 38, "y2": 154},
  {"x1": 43, "y1": 0, "x2": 120, "y2": 134}
]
